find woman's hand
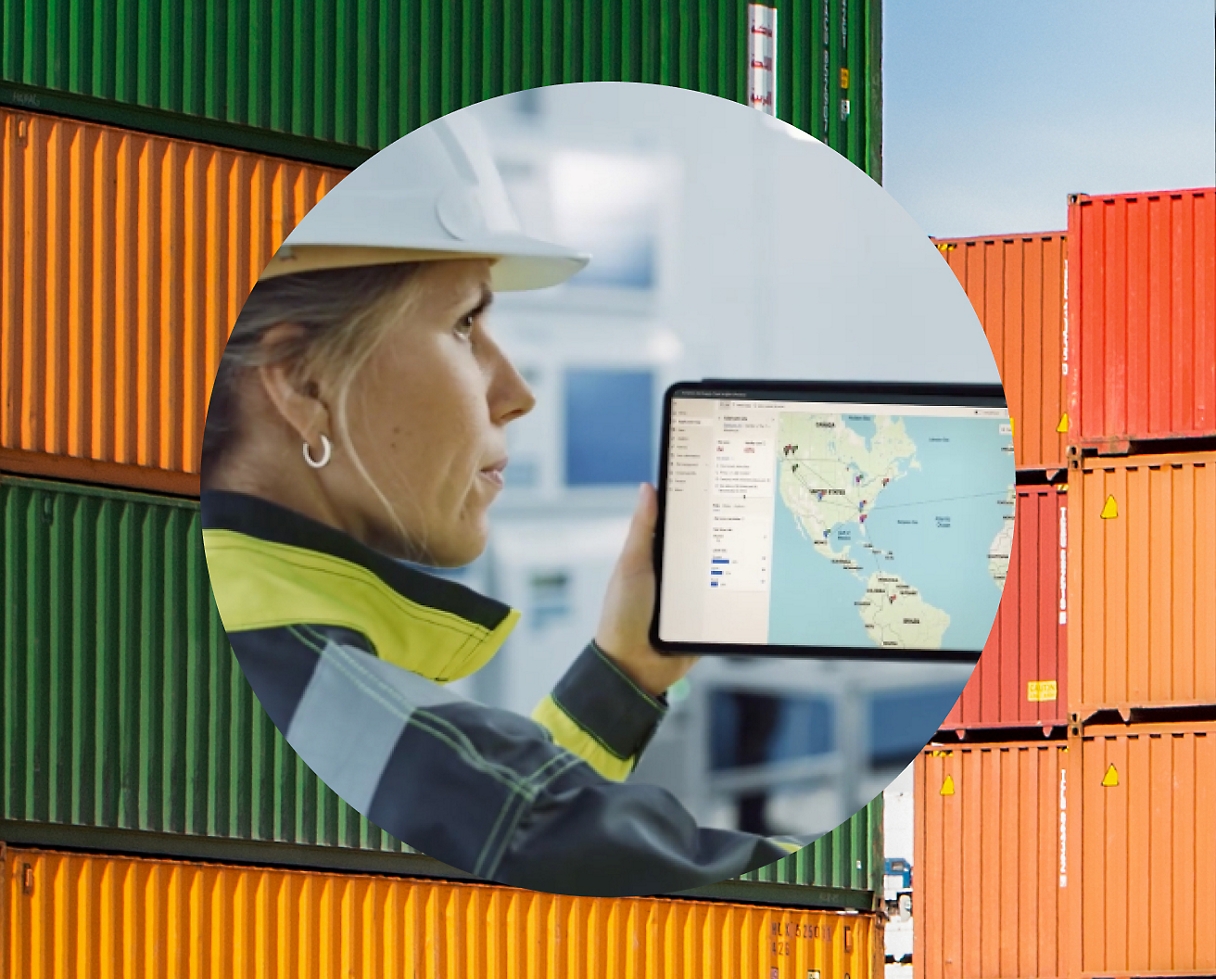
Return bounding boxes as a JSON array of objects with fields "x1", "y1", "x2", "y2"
[{"x1": 595, "y1": 483, "x2": 699, "y2": 698}]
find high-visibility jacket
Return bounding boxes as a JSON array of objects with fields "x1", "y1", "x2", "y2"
[{"x1": 201, "y1": 490, "x2": 808, "y2": 896}]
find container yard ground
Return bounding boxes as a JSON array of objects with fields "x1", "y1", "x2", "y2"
[{"x1": 885, "y1": 916, "x2": 914, "y2": 967}]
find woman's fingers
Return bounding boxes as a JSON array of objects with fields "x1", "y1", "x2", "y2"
[
  {"x1": 620, "y1": 483, "x2": 658, "y2": 575},
  {"x1": 594, "y1": 481, "x2": 702, "y2": 698}
]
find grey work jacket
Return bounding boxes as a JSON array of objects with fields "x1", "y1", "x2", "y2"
[{"x1": 201, "y1": 490, "x2": 810, "y2": 896}]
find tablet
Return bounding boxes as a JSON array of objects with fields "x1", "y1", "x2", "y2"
[{"x1": 651, "y1": 380, "x2": 1013, "y2": 662}]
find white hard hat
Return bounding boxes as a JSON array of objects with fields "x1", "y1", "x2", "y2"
[{"x1": 261, "y1": 113, "x2": 590, "y2": 291}]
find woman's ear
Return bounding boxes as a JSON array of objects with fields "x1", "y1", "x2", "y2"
[{"x1": 255, "y1": 323, "x2": 331, "y2": 444}]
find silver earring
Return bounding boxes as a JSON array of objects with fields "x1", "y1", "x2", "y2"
[{"x1": 303, "y1": 434, "x2": 332, "y2": 469}]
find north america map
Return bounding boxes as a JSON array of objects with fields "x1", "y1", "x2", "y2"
[{"x1": 767, "y1": 411, "x2": 1014, "y2": 650}]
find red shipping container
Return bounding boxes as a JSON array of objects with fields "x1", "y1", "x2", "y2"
[
  {"x1": 941, "y1": 484, "x2": 1068, "y2": 733},
  {"x1": 935, "y1": 233, "x2": 1069, "y2": 472},
  {"x1": 1069, "y1": 721, "x2": 1216, "y2": 979},
  {"x1": 1066, "y1": 187, "x2": 1216, "y2": 453},
  {"x1": 914, "y1": 741, "x2": 1070, "y2": 979}
]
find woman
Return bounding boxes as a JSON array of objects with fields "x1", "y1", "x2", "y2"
[{"x1": 201, "y1": 116, "x2": 807, "y2": 896}]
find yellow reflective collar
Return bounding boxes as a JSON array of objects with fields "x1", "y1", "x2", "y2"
[{"x1": 203, "y1": 527, "x2": 518, "y2": 683}]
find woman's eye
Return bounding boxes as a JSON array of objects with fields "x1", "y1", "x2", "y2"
[{"x1": 455, "y1": 313, "x2": 476, "y2": 338}]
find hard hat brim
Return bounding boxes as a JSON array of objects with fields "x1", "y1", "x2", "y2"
[{"x1": 260, "y1": 236, "x2": 590, "y2": 292}]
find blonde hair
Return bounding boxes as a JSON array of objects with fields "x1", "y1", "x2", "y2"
[{"x1": 202, "y1": 261, "x2": 429, "y2": 550}]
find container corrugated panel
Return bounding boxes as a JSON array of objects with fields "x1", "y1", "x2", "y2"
[
  {"x1": 0, "y1": 475, "x2": 415, "y2": 858},
  {"x1": 934, "y1": 233, "x2": 1068, "y2": 472},
  {"x1": 738, "y1": 793, "x2": 883, "y2": 897},
  {"x1": 0, "y1": 474, "x2": 881, "y2": 900},
  {"x1": 0, "y1": 108, "x2": 344, "y2": 495},
  {"x1": 1069, "y1": 453, "x2": 1216, "y2": 718},
  {"x1": 0, "y1": 0, "x2": 882, "y2": 180},
  {"x1": 941, "y1": 485, "x2": 1068, "y2": 732},
  {"x1": 1066, "y1": 188, "x2": 1216, "y2": 452},
  {"x1": 913, "y1": 742, "x2": 1070, "y2": 979},
  {"x1": 1069, "y1": 721, "x2": 1216, "y2": 979},
  {"x1": 0, "y1": 847, "x2": 882, "y2": 979}
]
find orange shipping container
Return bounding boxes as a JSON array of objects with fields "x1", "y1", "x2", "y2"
[
  {"x1": 0, "y1": 846, "x2": 882, "y2": 979},
  {"x1": 1069, "y1": 721, "x2": 1216, "y2": 979},
  {"x1": 913, "y1": 741, "x2": 1070, "y2": 979},
  {"x1": 935, "y1": 233, "x2": 1068, "y2": 472},
  {"x1": 0, "y1": 109, "x2": 346, "y2": 496},
  {"x1": 1066, "y1": 188, "x2": 1216, "y2": 452},
  {"x1": 1069, "y1": 452, "x2": 1216, "y2": 719}
]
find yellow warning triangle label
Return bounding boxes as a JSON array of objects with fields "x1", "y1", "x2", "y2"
[
  {"x1": 1101, "y1": 764, "x2": 1119, "y2": 787},
  {"x1": 940, "y1": 774, "x2": 955, "y2": 796},
  {"x1": 1057, "y1": 412, "x2": 1070, "y2": 433},
  {"x1": 1100, "y1": 495, "x2": 1118, "y2": 519}
]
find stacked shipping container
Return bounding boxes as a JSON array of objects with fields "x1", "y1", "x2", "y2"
[
  {"x1": 918, "y1": 188, "x2": 1216, "y2": 979},
  {"x1": 1066, "y1": 189, "x2": 1215, "y2": 455},
  {"x1": 0, "y1": 5, "x2": 887, "y2": 973},
  {"x1": 0, "y1": 108, "x2": 345, "y2": 494},
  {"x1": 1067, "y1": 721, "x2": 1216, "y2": 979},
  {"x1": 1, "y1": 847, "x2": 886, "y2": 978},
  {"x1": 939, "y1": 484, "x2": 1068, "y2": 734},
  {"x1": 936, "y1": 233, "x2": 1069, "y2": 474},
  {"x1": 1062, "y1": 188, "x2": 1216, "y2": 979},
  {"x1": 917, "y1": 232, "x2": 1073, "y2": 979},
  {"x1": 0, "y1": 0, "x2": 883, "y2": 176},
  {"x1": 914, "y1": 743, "x2": 1070, "y2": 979},
  {"x1": 933, "y1": 232, "x2": 1071, "y2": 736},
  {"x1": 1068, "y1": 452, "x2": 1215, "y2": 719}
]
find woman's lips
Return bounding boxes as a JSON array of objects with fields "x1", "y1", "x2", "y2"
[{"x1": 479, "y1": 459, "x2": 507, "y2": 488}]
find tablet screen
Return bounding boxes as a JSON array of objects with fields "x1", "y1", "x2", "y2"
[{"x1": 654, "y1": 382, "x2": 1014, "y2": 660}]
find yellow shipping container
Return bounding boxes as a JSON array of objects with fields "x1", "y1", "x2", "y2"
[{"x1": 1, "y1": 846, "x2": 881, "y2": 978}]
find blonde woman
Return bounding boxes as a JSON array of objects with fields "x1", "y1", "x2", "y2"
[{"x1": 201, "y1": 117, "x2": 807, "y2": 896}]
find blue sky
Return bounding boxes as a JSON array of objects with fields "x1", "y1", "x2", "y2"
[{"x1": 883, "y1": 1, "x2": 1216, "y2": 237}]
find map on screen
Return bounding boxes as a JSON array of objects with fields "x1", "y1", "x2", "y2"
[
  {"x1": 768, "y1": 412, "x2": 1013, "y2": 650},
  {"x1": 656, "y1": 385, "x2": 1014, "y2": 657}
]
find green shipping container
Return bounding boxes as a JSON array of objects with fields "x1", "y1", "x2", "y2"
[
  {"x1": 1, "y1": 474, "x2": 882, "y2": 908},
  {"x1": 0, "y1": 0, "x2": 881, "y2": 179}
]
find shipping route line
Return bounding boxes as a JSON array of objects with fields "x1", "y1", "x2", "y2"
[
  {"x1": 781, "y1": 460, "x2": 1007, "y2": 512},
  {"x1": 862, "y1": 490, "x2": 1010, "y2": 511}
]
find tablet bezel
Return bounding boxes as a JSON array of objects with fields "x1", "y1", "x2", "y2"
[{"x1": 649, "y1": 378, "x2": 1009, "y2": 663}]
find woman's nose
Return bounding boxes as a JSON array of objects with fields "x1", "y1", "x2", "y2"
[{"x1": 489, "y1": 350, "x2": 537, "y2": 424}]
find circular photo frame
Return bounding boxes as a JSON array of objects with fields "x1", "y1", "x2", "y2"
[{"x1": 201, "y1": 82, "x2": 1012, "y2": 897}]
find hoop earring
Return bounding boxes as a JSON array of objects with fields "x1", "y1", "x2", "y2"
[{"x1": 303, "y1": 434, "x2": 332, "y2": 469}]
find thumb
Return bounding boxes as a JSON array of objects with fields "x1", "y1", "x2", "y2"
[{"x1": 619, "y1": 482, "x2": 658, "y2": 571}]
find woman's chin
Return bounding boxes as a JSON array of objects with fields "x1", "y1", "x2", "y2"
[{"x1": 429, "y1": 519, "x2": 490, "y2": 569}]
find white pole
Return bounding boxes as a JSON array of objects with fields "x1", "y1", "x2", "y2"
[{"x1": 747, "y1": 5, "x2": 778, "y2": 116}]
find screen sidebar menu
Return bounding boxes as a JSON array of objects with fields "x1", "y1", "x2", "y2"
[{"x1": 658, "y1": 397, "x2": 776, "y2": 644}]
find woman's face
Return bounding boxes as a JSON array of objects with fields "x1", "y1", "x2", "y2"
[{"x1": 338, "y1": 259, "x2": 535, "y2": 565}]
